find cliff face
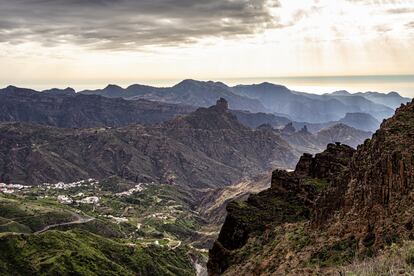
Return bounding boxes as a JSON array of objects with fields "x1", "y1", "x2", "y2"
[
  {"x1": 208, "y1": 100, "x2": 414, "y2": 275},
  {"x1": 319, "y1": 101, "x2": 414, "y2": 250},
  {"x1": 208, "y1": 143, "x2": 355, "y2": 275}
]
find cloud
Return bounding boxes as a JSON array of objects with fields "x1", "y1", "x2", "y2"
[
  {"x1": 387, "y1": 8, "x2": 414, "y2": 14},
  {"x1": 0, "y1": 0, "x2": 281, "y2": 50}
]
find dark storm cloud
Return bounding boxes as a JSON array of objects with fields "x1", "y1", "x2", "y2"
[{"x1": 0, "y1": 0, "x2": 281, "y2": 49}]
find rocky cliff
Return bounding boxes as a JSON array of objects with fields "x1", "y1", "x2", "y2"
[
  {"x1": 208, "y1": 100, "x2": 414, "y2": 275},
  {"x1": 208, "y1": 143, "x2": 355, "y2": 274}
]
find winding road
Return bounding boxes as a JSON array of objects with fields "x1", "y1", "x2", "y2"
[{"x1": 35, "y1": 214, "x2": 95, "y2": 234}]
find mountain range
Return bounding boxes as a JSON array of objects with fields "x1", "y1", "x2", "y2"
[
  {"x1": 1, "y1": 83, "x2": 404, "y2": 134},
  {"x1": 78, "y1": 80, "x2": 410, "y2": 123},
  {"x1": 0, "y1": 99, "x2": 296, "y2": 188},
  {"x1": 0, "y1": 81, "x2": 409, "y2": 275}
]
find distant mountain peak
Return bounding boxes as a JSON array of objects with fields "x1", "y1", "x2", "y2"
[
  {"x1": 2, "y1": 85, "x2": 35, "y2": 94},
  {"x1": 214, "y1": 97, "x2": 229, "y2": 111},
  {"x1": 43, "y1": 87, "x2": 76, "y2": 95},
  {"x1": 299, "y1": 125, "x2": 310, "y2": 134},
  {"x1": 387, "y1": 91, "x2": 400, "y2": 96},
  {"x1": 282, "y1": 122, "x2": 296, "y2": 134},
  {"x1": 257, "y1": 82, "x2": 288, "y2": 89},
  {"x1": 331, "y1": 90, "x2": 351, "y2": 96},
  {"x1": 174, "y1": 79, "x2": 201, "y2": 87},
  {"x1": 104, "y1": 84, "x2": 123, "y2": 91},
  {"x1": 174, "y1": 79, "x2": 229, "y2": 90},
  {"x1": 4, "y1": 85, "x2": 19, "y2": 91}
]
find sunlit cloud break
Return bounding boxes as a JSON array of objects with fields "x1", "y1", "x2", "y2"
[{"x1": 0, "y1": 0, "x2": 413, "y2": 92}]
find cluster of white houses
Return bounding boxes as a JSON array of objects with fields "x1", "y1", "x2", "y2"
[
  {"x1": 57, "y1": 195, "x2": 100, "y2": 205},
  {"x1": 43, "y1": 179, "x2": 99, "y2": 190},
  {"x1": 0, "y1": 183, "x2": 30, "y2": 194},
  {"x1": 115, "y1": 183, "x2": 146, "y2": 196}
]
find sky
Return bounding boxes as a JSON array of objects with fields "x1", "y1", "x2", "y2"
[{"x1": 0, "y1": 0, "x2": 414, "y2": 94}]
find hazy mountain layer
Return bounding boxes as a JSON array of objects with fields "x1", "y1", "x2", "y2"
[
  {"x1": 81, "y1": 80, "x2": 267, "y2": 113},
  {"x1": 0, "y1": 86, "x2": 296, "y2": 132},
  {"x1": 79, "y1": 79, "x2": 410, "y2": 123},
  {"x1": 0, "y1": 86, "x2": 197, "y2": 127},
  {"x1": 259, "y1": 122, "x2": 372, "y2": 154},
  {"x1": 233, "y1": 82, "x2": 401, "y2": 123}
]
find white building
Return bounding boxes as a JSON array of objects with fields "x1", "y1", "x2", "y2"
[
  {"x1": 78, "y1": 196, "x2": 99, "y2": 204},
  {"x1": 57, "y1": 195, "x2": 73, "y2": 204}
]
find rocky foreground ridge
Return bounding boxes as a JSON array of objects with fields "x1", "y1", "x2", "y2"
[{"x1": 208, "y1": 100, "x2": 414, "y2": 275}]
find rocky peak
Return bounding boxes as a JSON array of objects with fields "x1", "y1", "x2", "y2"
[
  {"x1": 282, "y1": 122, "x2": 296, "y2": 134},
  {"x1": 214, "y1": 97, "x2": 229, "y2": 111},
  {"x1": 256, "y1": 123, "x2": 274, "y2": 132},
  {"x1": 164, "y1": 98, "x2": 247, "y2": 131},
  {"x1": 293, "y1": 143, "x2": 355, "y2": 179},
  {"x1": 298, "y1": 125, "x2": 310, "y2": 134}
]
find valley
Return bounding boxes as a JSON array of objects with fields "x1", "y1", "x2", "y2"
[
  {"x1": 0, "y1": 82, "x2": 411, "y2": 275},
  {"x1": 2, "y1": 0, "x2": 413, "y2": 274}
]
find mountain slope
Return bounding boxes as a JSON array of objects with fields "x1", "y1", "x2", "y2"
[
  {"x1": 265, "y1": 123, "x2": 372, "y2": 154},
  {"x1": 315, "y1": 123, "x2": 372, "y2": 148},
  {"x1": 209, "y1": 99, "x2": 414, "y2": 275},
  {"x1": 0, "y1": 99, "x2": 297, "y2": 188},
  {"x1": 338, "y1": 112, "x2": 380, "y2": 132},
  {"x1": 0, "y1": 86, "x2": 196, "y2": 127}
]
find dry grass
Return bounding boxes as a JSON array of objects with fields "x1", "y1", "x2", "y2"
[{"x1": 342, "y1": 241, "x2": 414, "y2": 276}]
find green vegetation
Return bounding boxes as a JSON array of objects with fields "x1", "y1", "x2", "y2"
[
  {"x1": 308, "y1": 238, "x2": 357, "y2": 267},
  {"x1": 0, "y1": 230, "x2": 194, "y2": 276},
  {"x1": 304, "y1": 177, "x2": 330, "y2": 192},
  {"x1": 0, "y1": 180, "x2": 208, "y2": 275},
  {"x1": 0, "y1": 196, "x2": 78, "y2": 232},
  {"x1": 286, "y1": 224, "x2": 311, "y2": 251}
]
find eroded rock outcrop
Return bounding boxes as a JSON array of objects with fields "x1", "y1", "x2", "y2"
[{"x1": 208, "y1": 143, "x2": 355, "y2": 275}]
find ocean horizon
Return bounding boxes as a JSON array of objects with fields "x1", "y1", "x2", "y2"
[
  {"x1": 222, "y1": 75, "x2": 414, "y2": 98},
  {"x1": 4, "y1": 74, "x2": 414, "y2": 98}
]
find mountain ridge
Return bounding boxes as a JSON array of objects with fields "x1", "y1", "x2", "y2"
[
  {"x1": 0, "y1": 99, "x2": 297, "y2": 188},
  {"x1": 208, "y1": 98, "x2": 414, "y2": 275}
]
